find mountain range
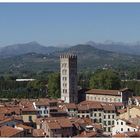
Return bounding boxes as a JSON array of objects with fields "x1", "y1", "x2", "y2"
[{"x1": 0, "y1": 41, "x2": 140, "y2": 74}]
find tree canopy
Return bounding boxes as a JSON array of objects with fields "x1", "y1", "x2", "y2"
[
  {"x1": 89, "y1": 69, "x2": 121, "y2": 90},
  {"x1": 47, "y1": 73, "x2": 60, "y2": 98}
]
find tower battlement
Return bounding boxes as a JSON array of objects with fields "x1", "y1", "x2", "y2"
[{"x1": 60, "y1": 54, "x2": 77, "y2": 59}]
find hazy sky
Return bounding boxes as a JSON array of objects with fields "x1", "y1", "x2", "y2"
[{"x1": 0, "y1": 3, "x2": 140, "y2": 47}]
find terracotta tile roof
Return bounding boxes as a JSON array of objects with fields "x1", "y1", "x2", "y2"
[
  {"x1": 112, "y1": 133, "x2": 126, "y2": 137},
  {"x1": 0, "y1": 116, "x2": 22, "y2": 126},
  {"x1": 45, "y1": 117, "x2": 73, "y2": 129},
  {"x1": 117, "y1": 108, "x2": 127, "y2": 114},
  {"x1": 85, "y1": 89, "x2": 121, "y2": 96},
  {"x1": 35, "y1": 98, "x2": 58, "y2": 106},
  {"x1": 126, "y1": 122, "x2": 140, "y2": 129},
  {"x1": 101, "y1": 103, "x2": 116, "y2": 111},
  {"x1": 78, "y1": 101, "x2": 118, "y2": 111},
  {"x1": 77, "y1": 104, "x2": 90, "y2": 111},
  {"x1": 113, "y1": 102, "x2": 124, "y2": 107},
  {"x1": 22, "y1": 103, "x2": 37, "y2": 112},
  {"x1": 125, "y1": 131, "x2": 140, "y2": 137},
  {"x1": 65, "y1": 103, "x2": 77, "y2": 109},
  {"x1": 74, "y1": 131, "x2": 97, "y2": 137},
  {"x1": 57, "y1": 118, "x2": 73, "y2": 128},
  {"x1": 35, "y1": 118, "x2": 44, "y2": 125},
  {"x1": 22, "y1": 107, "x2": 37, "y2": 112},
  {"x1": 32, "y1": 129, "x2": 45, "y2": 137},
  {"x1": 47, "y1": 121, "x2": 61, "y2": 129},
  {"x1": 118, "y1": 118, "x2": 140, "y2": 129},
  {"x1": 16, "y1": 124, "x2": 33, "y2": 130},
  {"x1": 0, "y1": 118, "x2": 13, "y2": 125},
  {"x1": 0, "y1": 126, "x2": 23, "y2": 137},
  {"x1": 0, "y1": 114, "x2": 6, "y2": 121},
  {"x1": 35, "y1": 99, "x2": 49, "y2": 106},
  {"x1": 69, "y1": 117, "x2": 94, "y2": 128},
  {"x1": 92, "y1": 123, "x2": 102, "y2": 130}
]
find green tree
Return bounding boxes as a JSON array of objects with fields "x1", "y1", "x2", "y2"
[
  {"x1": 89, "y1": 69, "x2": 121, "y2": 90},
  {"x1": 48, "y1": 73, "x2": 60, "y2": 98}
]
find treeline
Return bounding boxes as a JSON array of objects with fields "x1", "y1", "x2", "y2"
[
  {"x1": 1, "y1": 69, "x2": 140, "y2": 99},
  {"x1": 0, "y1": 77, "x2": 47, "y2": 99},
  {"x1": 78, "y1": 69, "x2": 140, "y2": 96}
]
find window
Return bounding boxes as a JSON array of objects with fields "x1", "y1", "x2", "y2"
[
  {"x1": 99, "y1": 118, "x2": 102, "y2": 123},
  {"x1": 112, "y1": 120, "x2": 114, "y2": 125},
  {"x1": 121, "y1": 128, "x2": 123, "y2": 131},
  {"x1": 104, "y1": 127, "x2": 106, "y2": 132},
  {"x1": 108, "y1": 115, "x2": 110, "y2": 119},
  {"x1": 108, "y1": 127, "x2": 111, "y2": 132},
  {"x1": 29, "y1": 116, "x2": 32, "y2": 121},
  {"x1": 104, "y1": 115, "x2": 106, "y2": 119},
  {"x1": 121, "y1": 122, "x2": 123, "y2": 125},
  {"x1": 94, "y1": 119, "x2": 97, "y2": 123},
  {"x1": 128, "y1": 128, "x2": 130, "y2": 131},
  {"x1": 134, "y1": 129, "x2": 135, "y2": 132},
  {"x1": 94, "y1": 113, "x2": 96, "y2": 117},
  {"x1": 99, "y1": 113, "x2": 101, "y2": 117},
  {"x1": 112, "y1": 115, "x2": 114, "y2": 119},
  {"x1": 104, "y1": 121, "x2": 106, "y2": 125},
  {"x1": 108, "y1": 121, "x2": 111, "y2": 125},
  {"x1": 117, "y1": 122, "x2": 119, "y2": 125}
]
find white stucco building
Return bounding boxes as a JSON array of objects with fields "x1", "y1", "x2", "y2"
[{"x1": 112, "y1": 118, "x2": 140, "y2": 135}]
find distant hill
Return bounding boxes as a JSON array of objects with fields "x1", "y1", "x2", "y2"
[
  {"x1": 0, "y1": 44, "x2": 140, "y2": 74},
  {"x1": 86, "y1": 41, "x2": 140, "y2": 55},
  {"x1": 0, "y1": 41, "x2": 63, "y2": 58}
]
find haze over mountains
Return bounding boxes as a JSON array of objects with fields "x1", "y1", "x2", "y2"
[
  {"x1": 0, "y1": 41, "x2": 140, "y2": 73},
  {"x1": 1, "y1": 41, "x2": 140, "y2": 58}
]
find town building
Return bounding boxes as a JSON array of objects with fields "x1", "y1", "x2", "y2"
[
  {"x1": 41, "y1": 117, "x2": 73, "y2": 137},
  {"x1": 33, "y1": 98, "x2": 58, "y2": 117},
  {"x1": 119, "y1": 106, "x2": 140, "y2": 120},
  {"x1": 112, "y1": 118, "x2": 140, "y2": 135},
  {"x1": 60, "y1": 54, "x2": 78, "y2": 103},
  {"x1": 72, "y1": 101, "x2": 124, "y2": 134},
  {"x1": 85, "y1": 88, "x2": 133, "y2": 105}
]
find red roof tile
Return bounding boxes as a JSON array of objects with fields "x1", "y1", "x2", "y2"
[
  {"x1": 0, "y1": 126, "x2": 23, "y2": 137},
  {"x1": 86, "y1": 89, "x2": 121, "y2": 96}
]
